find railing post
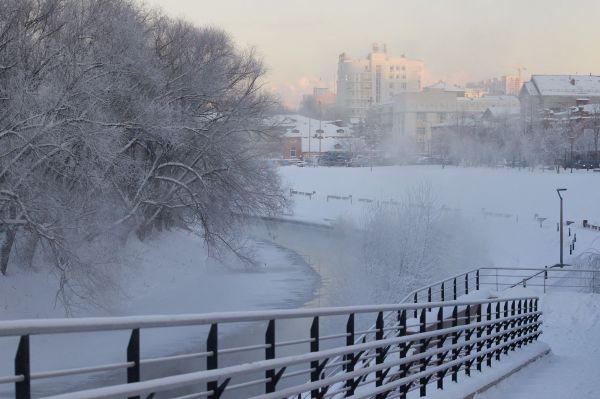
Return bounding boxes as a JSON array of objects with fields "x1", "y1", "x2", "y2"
[
  {"x1": 441, "y1": 282, "x2": 445, "y2": 302},
  {"x1": 414, "y1": 293, "x2": 418, "y2": 318},
  {"x1": 503, "y1": 301, "x2": 510, "y2": 355},
  {"x1": 517, "y1": 300, "x2": 523, "y2": 348},
  {"x1": 345, "y1": 314, "x2": 355, "y2": 397},
  {"x1": 465, "y1": 305, "x2": 471, "y2": 377},
  {"x1": 398, "y1": 310, "x2": 408, "y2": 399},
  {"x1": 452, "y1": 306, "x2": 458, "y2": 382},
  {"x1": 15, "y1": 335, "x2": 30, "y2": 399},
  {"x1": 476, "y1": 303, "x2": 483, "y2": 372},
  {"x1": 310, "y1": 317, "x2": 320, "y2": 399},
  {"x1": 533, "y1": 299, "x2": 540, "y2": 340},
  {"x1": 465, "y1": 273, "x2": 469, "y2": 295},
  {"x1": 495, "y1": 302, "x2": 501, "y2": 361},
  {"x1": 510, "y1": 301, "x2": 516, "y2": 352},
  {"x1": 376, "y1": 312, "x2": 385, "y2": 392},
  {"x1": 419, "y1": 308, "x2": 427, "y2": 397},
  {"x1": 453, "y1": 278, "x2": 457, "y2": 300},
  {"x1": 207, "y1": 323, "x2": 218, "y2": 398},
  {"x1": 436, "y1": 307, "x2": 444, "y2": 390},
  {"x1": 428, "y1": 287, "x2": 432, "y2": 311},
  {"x1": 544, "y1": 266, "x2": 548, "y2": 293},
  {"x1": 127, "y1": 328, "x2": 140, "y2": 399},
  {"x1": 476, "y1": 270, "x2": 480, "y2": 290},
  {"x1": 265, "y1": 320, "x2": 276, "y2": 393},
  {"x1": 486, "y1": 303, "x2": 492, "y2": 367},
  {"x1": 527, "y1": 299, "x2": 534, "y2": 344}
]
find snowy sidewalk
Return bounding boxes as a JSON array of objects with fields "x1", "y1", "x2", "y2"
[{"x1": 475, "y1": 292, "x2": 600, "y2": 399}]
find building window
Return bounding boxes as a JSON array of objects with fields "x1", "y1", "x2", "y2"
[
  {"x1": 438, "y1": 113, "x2": 447, "y2": 123},
  {"x1": 416, "y1": 127, "x2": 426, "y2": 135},
  {"x1": 401, "y1": 83, "x2": 407, "y2": 89},
  {"x1": 290, "y1": 147, "x2": 296, "y2": 158},
  {"x1": 417, "y1": 112, "x2": 427, "y2": 122}
]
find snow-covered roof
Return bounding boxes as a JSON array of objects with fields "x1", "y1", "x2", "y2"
[
  {"x1": 425, "y1": 81, "x2": 465, "y2": 92},
  {"x1": 274, "y1": 114, "x2": 358, "y2": 153},
  {"x1": 581, "y1": 103, "x2": 600, "y2": 113},
  {"x1": 484, "y1": 106, "x2": 521, "y2": 118},
  {"x1": 274, "y1": 114, "x2": 352, "y2": 138},
  {"x1": 529, "y1": 75, "x2": 600, "y2": 97}
]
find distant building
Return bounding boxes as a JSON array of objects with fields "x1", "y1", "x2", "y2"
[
  {"x1": 371, "y1": 82, "x2": 519, "y2": 152},
  {"x1": 312, "y1": 87, "x2": 336, "y2": 106},
  {"x1": 336, "y1": 43, "x2": 424, "y2": 121},
  {"x1": 466, "y1": 75, "x2": 522, "y2": 96},
  {"x1": 520, "y1": 75, "x2": 600, "y2": 129},
  {"x1": 273, "y1": 115, "x2": 360, "y2": 159}
]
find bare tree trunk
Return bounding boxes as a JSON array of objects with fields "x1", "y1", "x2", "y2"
[
  {"x1": 1, "y1": 228, "x2": 16, "y2": 275},
  {"x1": 18, "y1": 232, "x2": 39, "y2": 269}
]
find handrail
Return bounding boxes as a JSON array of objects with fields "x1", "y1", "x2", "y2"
[
  {"x1": 309, "y1": 265, "x2": 600, "y2": 397},
  {"x1": 2, "y1": 265, "x2": 597, "y2": 399},
  {"x1": 35, "y1": 297, "x2": 541, "y2": 399},
  {"x1": 0, "y1": 296, "x2": 535, "y2": 337}
]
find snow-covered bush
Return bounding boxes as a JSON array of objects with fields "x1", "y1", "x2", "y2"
[{"x1": 357, "y1": 183, "x2": 486, "y2": 303}]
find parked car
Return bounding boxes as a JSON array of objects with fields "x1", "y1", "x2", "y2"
[
  {"x1": 318, "y1": 151, "x2": 352, "y2": 166},
  {"x1": 347, "y1": 156, "x2": 369, "y2": 167},
  {"x1": 576, "y1": 160, "x2": 600, "y2": 169}
]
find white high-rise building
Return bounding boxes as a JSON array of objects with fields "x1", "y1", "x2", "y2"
[{"x1": 336, "y1": 43, "x2": 424, "y2": 121}]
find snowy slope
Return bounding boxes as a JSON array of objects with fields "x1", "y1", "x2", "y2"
[
  {"x1": 475, "y1": 291, "x2": 600, "y2": 399},
  {"x1": 0, "y1": 229, "x2": 319, "y2": 396},
  {"x1": 279, "y1": 165, "x2": 600, "y2": 268}
]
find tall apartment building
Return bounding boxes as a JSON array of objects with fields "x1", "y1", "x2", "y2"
[{"x1": 336, "y1": 43, "x2": 424, "y2": 121}]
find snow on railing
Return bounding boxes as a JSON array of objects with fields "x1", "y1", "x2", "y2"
[
  {"x1": 0, "y1": 297, "x2": 541, "y2": 399},
  {"x1": 308, "y1": 265, "x2": 600, "y2": 397},
  {"x1": 1, "y1": 266, "x2": 596, "y2": 399}
]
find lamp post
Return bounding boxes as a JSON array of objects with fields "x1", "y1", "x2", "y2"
[
  {"x1": 556, "y1": 188, "x2": 567, "y2": 266},
  {"x1": 314, "y1": 130, "x2": 324, "y2": 154}
]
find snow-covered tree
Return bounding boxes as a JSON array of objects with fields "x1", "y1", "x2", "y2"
[{"x1": 0, "y1": 0, "x2": 286, "y2": 299}]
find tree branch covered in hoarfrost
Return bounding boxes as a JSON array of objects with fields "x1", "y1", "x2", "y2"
[{"x1": 0, "y1": 0, "x2": 286, "y2": 308}]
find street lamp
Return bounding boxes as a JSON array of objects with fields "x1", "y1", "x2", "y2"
[
  {"x1": 314, "y1": 130, "x2": 324, "y2": 154},
  {"x1": 556, "y1": 188, "x2": 567, "y2": 266}
]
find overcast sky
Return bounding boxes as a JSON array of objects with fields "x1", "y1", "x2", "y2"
[{"x1": 144, "y1": 0, "x2": 600, "y2": 106}]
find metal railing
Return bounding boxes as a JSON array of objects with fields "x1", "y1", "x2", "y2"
[
  {"x1": 0, "y1": 297, "x2": 541, "y2": 399},
  {"x1": 0, "y1": 265, "x2": 596, "y2": 399},
  {"x1": 310, "y1": 265, "x2": 600, "y2": 396}
]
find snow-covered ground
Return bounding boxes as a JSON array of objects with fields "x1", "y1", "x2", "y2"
[
  {"x1": 277, "y1": 165, "x2": 600, "y2": 398},
  {"x1": 280, "y1": 165, "x2": 600, "y2": 268},
  {"x1": 2, "y1": 164, "x2": 599, "y2": 397},
  {"x1": 474, "y1": 290, "x2": 600, "y2": 399}
]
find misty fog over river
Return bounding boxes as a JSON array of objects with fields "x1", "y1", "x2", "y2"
[{"x1": 15, "y1": 216, "x2": 478, "y2": 398}]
